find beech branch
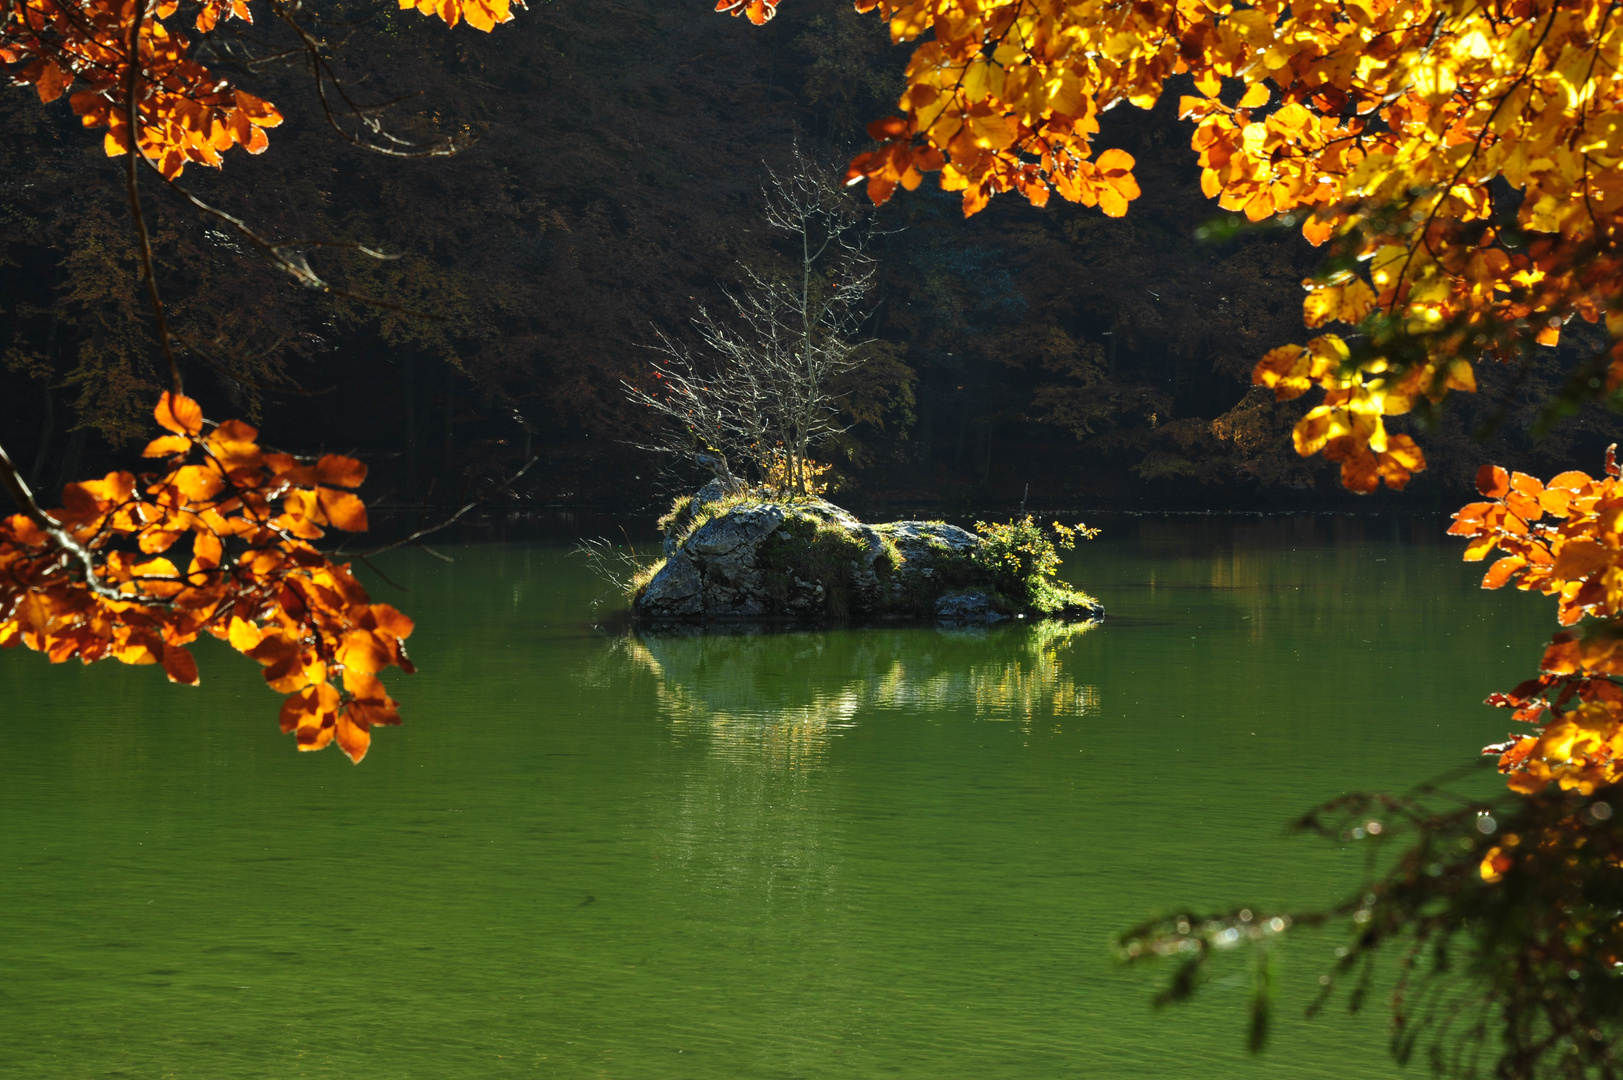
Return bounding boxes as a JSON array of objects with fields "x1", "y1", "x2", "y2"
[{"x1": 0, "y1": 440, "x2": 129, "y2": 603}]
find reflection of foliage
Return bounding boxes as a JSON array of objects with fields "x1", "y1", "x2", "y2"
[
  {"x1": 621, "y1": 620, "x2": 1101, "y2": 761},
  {"x1": 1120, "y1": 778, "x2": 1623, "y2": 1080},
  {"x1": 929, "y1": 620, "x2": 1100, "y2": 724}
]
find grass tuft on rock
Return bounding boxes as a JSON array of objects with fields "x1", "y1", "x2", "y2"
[{"x1": 627, "y1": 558, "x2": 666, "y2": 602}]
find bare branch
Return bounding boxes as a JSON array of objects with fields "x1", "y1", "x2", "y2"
[{"x1": 624, "y1": 145, "x2": 880, "y2": 497}]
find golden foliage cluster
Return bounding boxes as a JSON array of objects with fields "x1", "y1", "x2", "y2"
[
  {"x1": 783, "y1": 0, "x2": 1623, "y2": 492},
  {"x1": 1454, "y1": 453, "x2": 1623, "y2": 795},
  {"x1": 4, "y1": 0, "x2": 283, "y2": 177},
  {"x1": 0, "y1": 394, "x2": 412, "y2": 762},
  {"x1": 1, "y1": 0, "x2": 520, "y2": 179}
]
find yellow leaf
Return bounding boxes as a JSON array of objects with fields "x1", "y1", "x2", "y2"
[{"x1": 1237, "y1": 82, "x2": 1270, "y2": 109}]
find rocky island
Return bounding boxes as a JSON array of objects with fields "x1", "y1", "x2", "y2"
[{"x1": 631, "y1": 482, "x2": 1104, "y2": 625}]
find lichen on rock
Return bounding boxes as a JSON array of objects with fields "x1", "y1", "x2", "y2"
[{"x1": 633, "y1": 492, "x2": 1103, "y2": 625}]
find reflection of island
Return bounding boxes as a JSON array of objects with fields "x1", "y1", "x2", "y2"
[{"x1": 622, "y1": 621, "x2": 1101, "y2": 762}]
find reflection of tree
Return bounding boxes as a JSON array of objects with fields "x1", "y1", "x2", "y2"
[
  {"x1": 878, "y1": 621, "x2": 1101, "y2": 725},
  {"x1": 622, "y1": 620, "x2": 1102, "y2": 761},
  {"x1": 577, "y1": 620, "x2": 1104, "y2": 1052}
]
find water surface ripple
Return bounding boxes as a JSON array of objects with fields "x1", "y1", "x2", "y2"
[{"x1": 0, "y1": 516, "x2": 1544, "y2": 1078}]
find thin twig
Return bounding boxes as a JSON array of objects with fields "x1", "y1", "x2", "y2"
[{"x1": 350, "y1": 453, "x2": 541, "y2": 559}]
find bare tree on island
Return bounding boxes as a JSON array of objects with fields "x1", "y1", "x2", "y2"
[{"x1": 625, "y1": 147, "x2": 879, "y2": 499}]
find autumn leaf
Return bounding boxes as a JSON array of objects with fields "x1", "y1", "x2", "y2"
[
  {"x1": 173, "y1": 465, "x2": 226, "y2": 502},
  {"x1": 161, "y1": 643, "x2": 200, "y2": 686},
  {"x1": 155, "y1": 393, "x2": 204, "y2": 437},
  {"x1": 315, "y1": 455, "x2": 368, "y2": 488},
  {"x1": 1442, "y1": 452, "x2": 1623, "y2": 793},
  {"x1": 317, "y1": 489, "x2": 369, "y2": 532},
  {"x1": 715, "y1": 0, "x2": 778, "y2": 24},
  {"x1": 1478, "y1": 465, "x2": 1511, "y2": 499},
  {"x1": 1483, "y1": 556, "x2": 1526, "y2": 590},
  {"x1": 335, "y1": 710, "x2": 372, "y2": 763},
  {"x1": 142, "y1": 435, "x2": 191, "y2": 458}
]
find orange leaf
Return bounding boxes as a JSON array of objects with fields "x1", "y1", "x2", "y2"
[
  {"x1": 143, "y1": 435, "x2": 192, "y2": 458},
  {"x1": 161, "y1": 644, "x2": 200, "y2": 686},
  {"x1": 317, "y1": 489, "x2": 368, "y2": 532},
  {"x1": 1554, "y1": 540, "x2": 1612, "y2": 579},
  {"x1": 1477, "y1": 464, "x2": 1510, "y2": 498},
  {"x1": 1301, "y1": 214, "x2": 1335, "y2": 246},
  {"x1": 338, "y1": 629, "x2": 390, "y2": 675},
  {"x1": 314, "y1": 455, "x2": 368, "y2": 488},
  {"x1": 34, "y1": 61, "x2": 70, "y2": 104},
  {"x1": 335, "y1": 709, "x2": 372, "y2": 763},
  {"x1": 1236, "y1": 82, "x2": 1270, "y2": 109},
  {"x1": 138, "y1": 529, "x2": 184, "y2": 554},
  {"x1": 867, "y1": 116, "x2": 911, "y2": 141},
  {"x1": 227, "y1": 615, "x2": 262, "y2": 654},
  {"x1": 368, "y1": 604, "x2": 415, "y2": 639},
  {"x1": 16, "y1": 592, "x2": 52, "y2": 639},
  {"x1": 1510, "y1": 472, "x2": 1545, "y2": 497},
  {"x1": 279, "y1": 683, "x2": 340, "y2": 734},
  {"x1": 1549, "y1": 471, "x2": 1595, "y2": 492},
  {"x1": 173, "y1": 465, "x2": 226, "y2": 502},
  {"x1": 233, "y1": 90, "x2": 283, "y2": 128},
  {"x1": 156, "y1": 393, "x2": 204, "y2": 437},
  {"x1": 1482, "y1": 556, "x2": 1526, "y2": 589}
]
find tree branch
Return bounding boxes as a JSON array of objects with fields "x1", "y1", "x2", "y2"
[
  {"x1": 124, "y1": 0, "x2": 183, "y2": 399},
  {"x1": 0, "y1": 439, "x2": 129, "y2": 603}
]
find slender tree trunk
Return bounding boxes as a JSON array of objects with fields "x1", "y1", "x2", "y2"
[
  {"x1": 403, "y1": 354, "x2": 417, "y2": 494},
  {"x1": 917, "y1": 386, "x2": 933, "y2": 465},
  {"x1": 29, "y1": 383, "x2": 53, "y2": 491},
  {"x1": 954, "y1": 396, "x2": 969, "y2": 466},
  {"x1": 443, "y1": 368, "x2": 454, "y2": 481},
  {"x1": 28, "y1": 312, "x2": 58, "y2": 489},
  {"x1": 52, "y1": 426, "x2": 86, "y2": 500}
]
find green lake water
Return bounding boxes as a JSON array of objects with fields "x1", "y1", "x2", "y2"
[{"x1": 0, "y1": 515, "x2": 1553, "y2": 1078}]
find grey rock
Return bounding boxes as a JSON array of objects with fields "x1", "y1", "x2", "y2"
[
  {"x1": 637, "y1": 553, "x2": 704, "y2": 617},
  {"x1": 934, "y1": 591, "x2": 1009, "y2": 624},
  {"x1": 632, "y1": 491, "x2": 1102, "y2": 625},
  {"x1": 877, "y1": 521, "x2": 978, "y2": 565},
  {"x1": 684, "y1": 504, "x2": 785, "y2": 559},
  {"x1": 692, "y1": 477, "x2": 736, "y2": 509}
]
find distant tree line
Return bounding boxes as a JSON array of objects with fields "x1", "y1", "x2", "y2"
[{"x1": 3, "y1": 0, "x2": 1619, "y2": 512}]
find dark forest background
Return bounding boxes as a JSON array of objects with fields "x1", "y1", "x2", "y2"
[{"x1": 5, "y1": 0, "x2": 1621, "y2": 516}]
